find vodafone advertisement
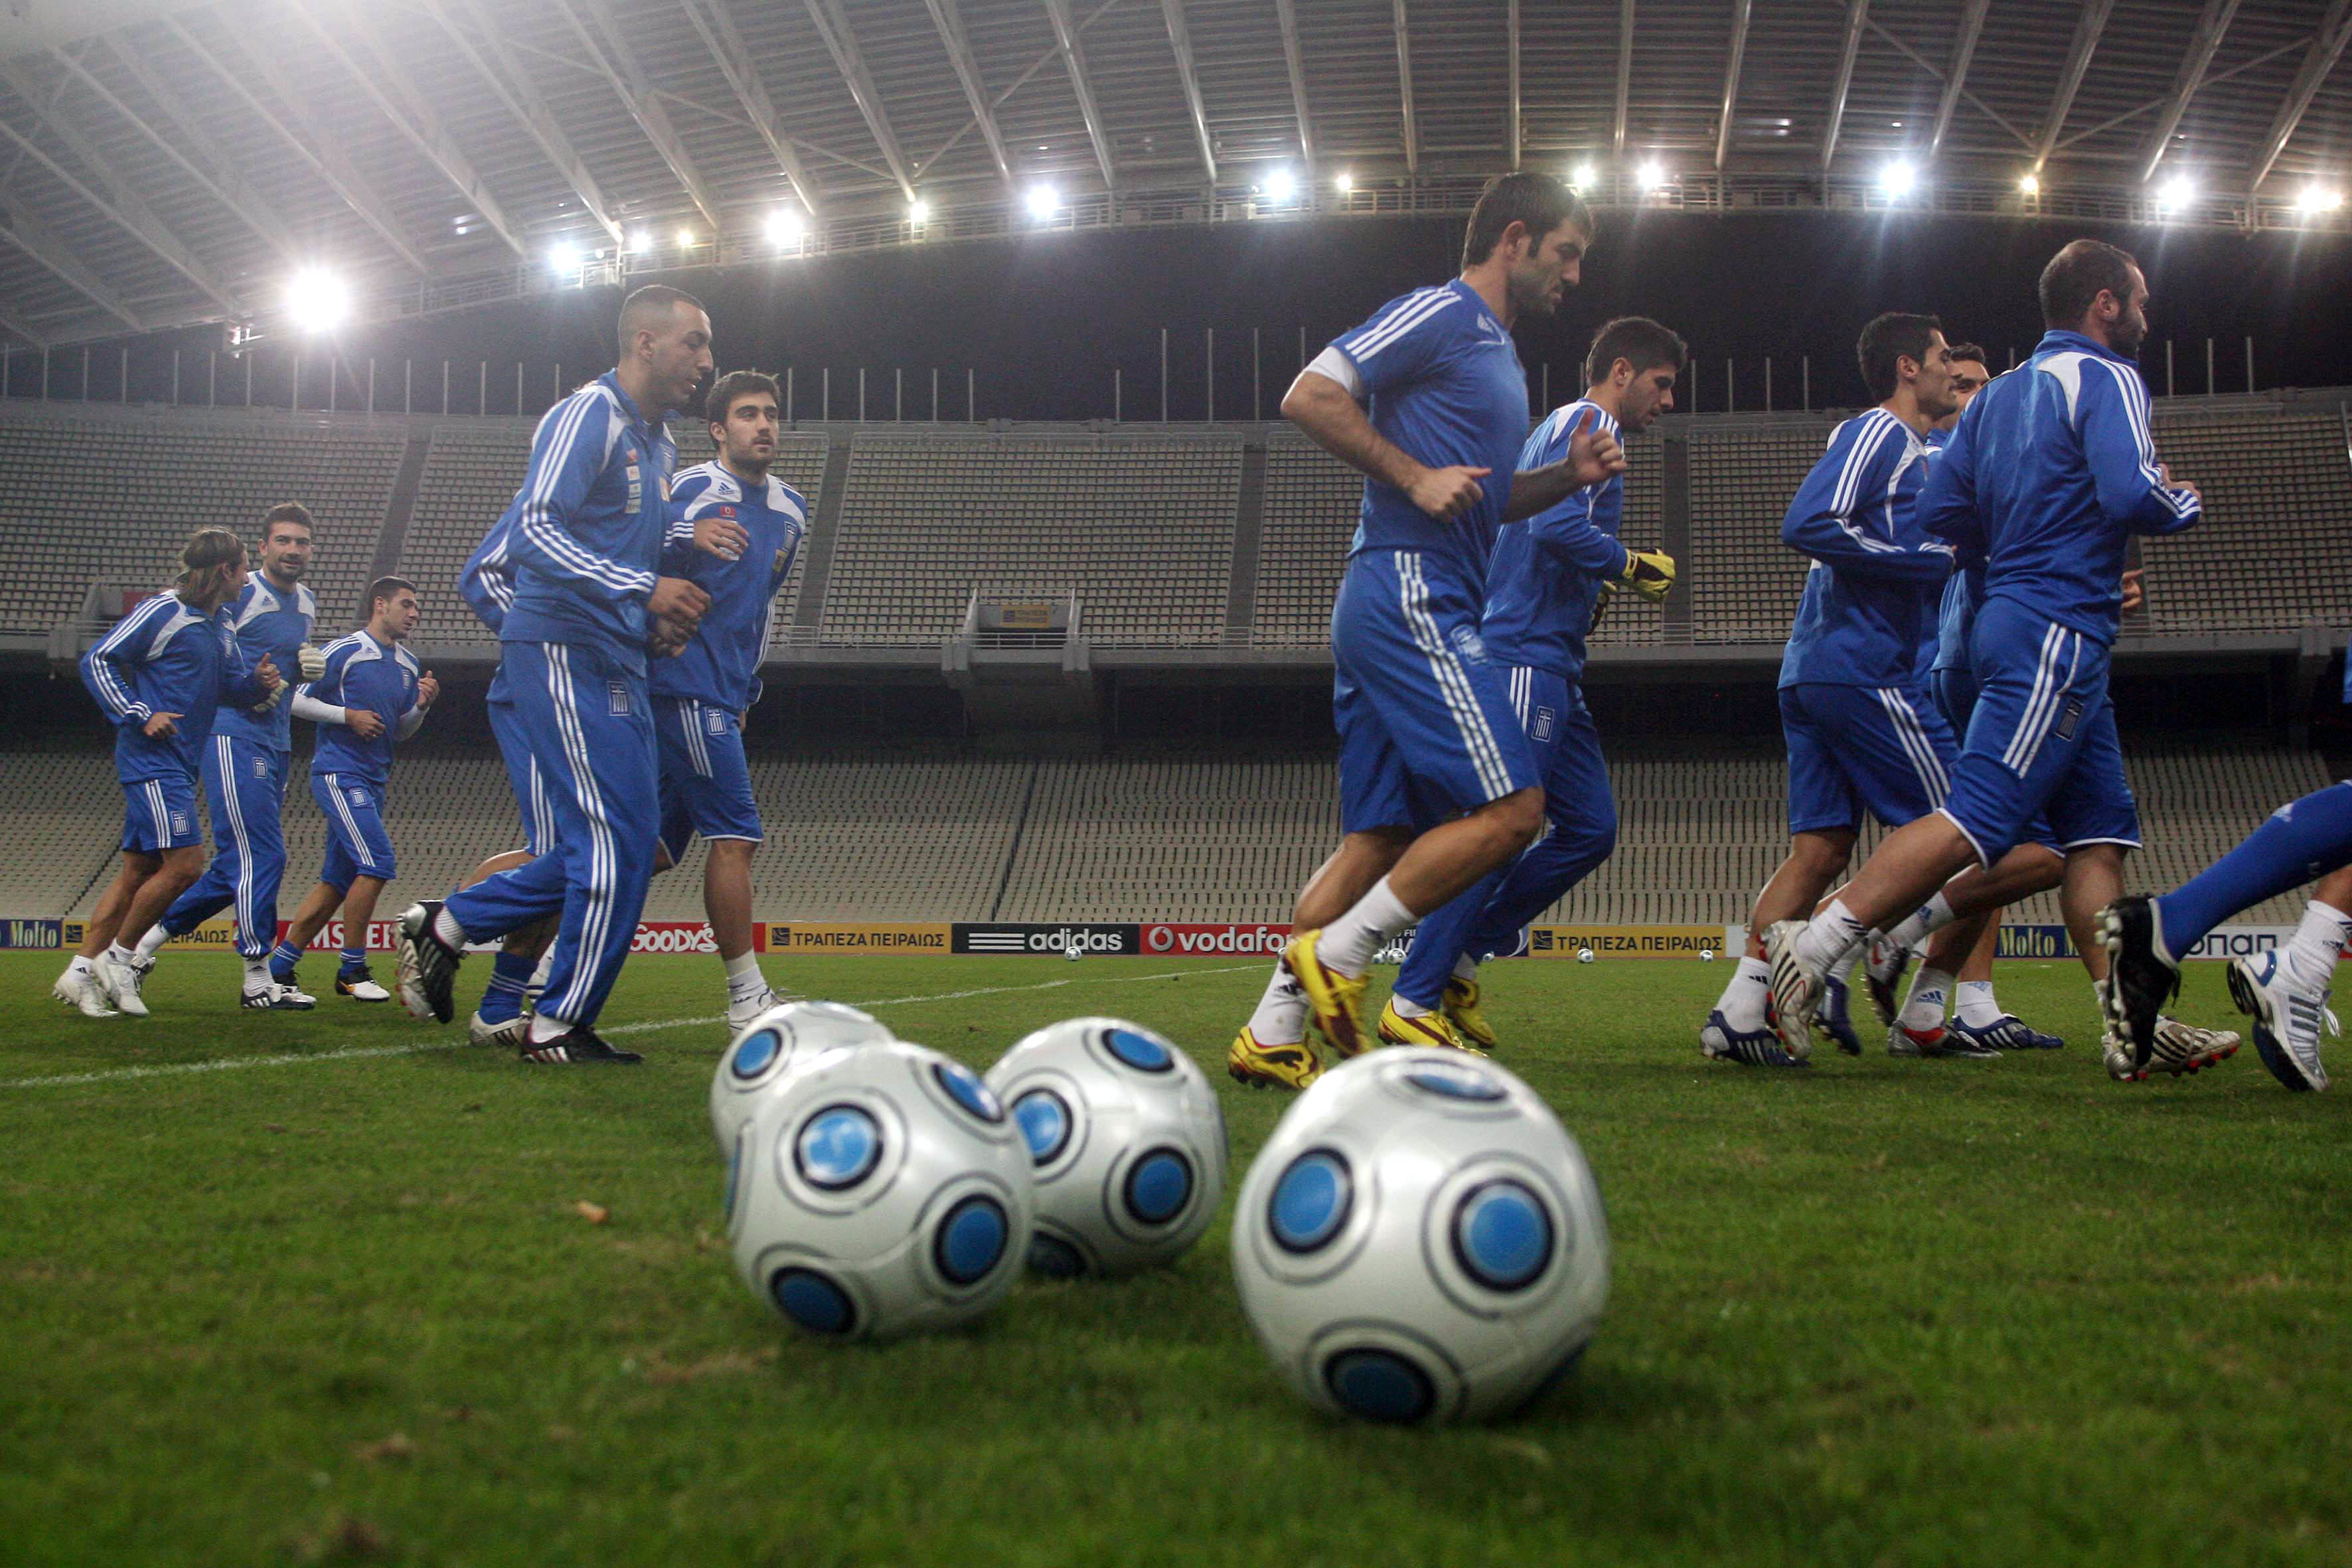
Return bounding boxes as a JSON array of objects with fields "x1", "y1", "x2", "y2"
[{"x1": 1140, "y1": 922, "x2": 1292, "y2": 957}]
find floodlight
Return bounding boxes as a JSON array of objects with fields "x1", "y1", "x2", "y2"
[
  {"x1": 1026, "y1": 185, "x2": 1061, "y2": 220},
  {"x1": 1880, "y1": 161, "x2": 1919, "y2": 199},
  {"x1": 909, "y1": 198, "x2": 931, "y2": 224},
  {"x1": 2156, "y1": 175, "x2": 2194, "y2": 212},
  {"x1": 1263, "y1": 168, "x2": 1297, "y2": 203},
  {"x1": 285, "y1": 268, "x2": 350, "y2": 333},
  {"x1": 1570, "y1": 161, "x2": 1597, "y2": 189},
  {"x1": 1636, "y1": 160, "x2": 1667, "y2": 191}
]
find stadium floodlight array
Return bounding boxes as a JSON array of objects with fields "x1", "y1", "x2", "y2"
[{"x1": 283, "y1": 270, "x2": 351, "y2": 335}]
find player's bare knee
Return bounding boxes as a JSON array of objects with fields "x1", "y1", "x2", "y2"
[
  {"x1": 1792, "y1": 830, "x2": 1854, "y2": 881},
  {"x1": 1490, "y1": 787, "x2": 1545, "y2": 851}
]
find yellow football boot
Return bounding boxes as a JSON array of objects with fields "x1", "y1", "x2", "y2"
[
  {"x1": 1441, "y1": 975, "x2": 1500, "y2": 1050},
  {"x1": 1377, "y1": 997, "x2": 1488, "y2": 1054},
  {"x1": 1226, "y1": 1026, "x2": 1322, "y2": 1091},
  {"x1": 1283, "y1": 928, "x2": 1372, "y2": 1060}
]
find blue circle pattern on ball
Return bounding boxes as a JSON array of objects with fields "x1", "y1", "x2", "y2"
[
  {"x1": 795, "y1": 1105, "x2": 881, "y2": 1190},
  {"x1": 933, "y1": 1061, "x2": 1006, "y2": 1123},
  {"x1": 935, "y1": 1195, "x2": 1010, "y2": 1284},
  {"x1": 1104, "y1": 1026, "x2": 1174, "y2": 1072},
  {"x1": 1403, "y1": 1063, "x2": 1506, "y2": 1101},
  {"x1": 1453, "y1": 1180, "x2": 1554, "y2": 1291},
  {"x1": 1123, "y1": 1148, "x2": 1193, "y2": 1225},
  {"x1": 1268, "y1": 1149, "x2": 1351, "y2": 1252},
  {"x1": 771, "y1": 1267, "x2": 856, "y2": 1336},
  {"x1": 1011, "y1": 1088, "x2": 1072, "y2": 1163},
  {"x1": 1324, "y1": 1349, "x2": 1435, "y2": 1423},
  {"x1": 730, "y1": 1028, "x2": 781, "y2": 1081}
]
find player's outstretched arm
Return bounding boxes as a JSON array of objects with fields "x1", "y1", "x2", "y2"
[{"x1": 1281, "y1": 366, "x2": 1486, "y2": 522}]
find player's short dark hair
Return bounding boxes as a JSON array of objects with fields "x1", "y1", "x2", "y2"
[
  {"x1": 1462, "y1": 172, "x2": 1593, "y2": 270},
  {"x1": 177, "y1": 527, "x2": 244, "y2": 586},
  {"x1": 260, "y1": 502, "x2": 313, "y2": 540},
  {"x1": 1857, "y1": 311, "x2": 1944, "y2": 402},
  {"x1": 1583, "y1": 316, "x2": 1687, "y2": 388},
  {"x1": 2039, "y1": 240, "x2": 2140, "y2": 331},
  {"x1": 705, "y1": 369, "x2": 781, "y2": 430},
  {"x1": 619, "y1": 284, "x2": 705, "y2": 356},
  {"x1": 1945, "y1": 342, "x2": 1988, "y2": 370},
  {"x1": 367, "y1": 576, "x2": 418, "y2": 611}
]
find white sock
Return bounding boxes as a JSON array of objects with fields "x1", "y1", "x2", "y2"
[
  {"x1": 242, "y1": 959, "x2": 269, "y2": 992},
  {"x1": 66, "y1": 955, "x2": 94, "y2": 978},
  {"x1": 1393, "y1": 992, "x2": 1435, "y2": 1019},
  {"x1": 1717, "y1": 957, "x2": 1772, "y2": 1031},
  {"x1": 133, "y1": 924, "x2": 170, "y2": 962},
  {"x1": 106, "y1": 941, "x2": 136, "y2": 967},
  {"x1": 1885, "y1": 891, "x2": 1958, "y2": 953},
  {"x1": 1452, "y1": 953, "x2": 1478, "y2": 983},
  {"x1": 1829, "y1": 943, "x2": 1861, "y2": 985},
  {"x1": 1956, "y1": 980, "x2": 2004, "y2": 1028},
  {"x1": 528, "y1": 948, "x2": 554, "y2": 990},
  {"x1": 433, "y1": 907, "x2": 467, "y2": 949},
  {"x1": 1794, "y1": 900, "x2": 1869, "y2": 974},
  {"x1": 527, "y1": 1012, "x2": 569, "y2": 1044},
  {"x1": 724, "y1": 951, "x2": 767, "y2": 1002},
  {"x1": 1900, "y1": 967, "x2": 1955, "y2": 1030},
  {"x1": 2285, "y1": 900, "x2": 2352, "y2": 988},
  {"x1": 1247, "y1": 960, "x2": 1308, "y2": 1045},
  {"x1": 1317, "y1": 876, "x2": 1417, "y2": 977}
]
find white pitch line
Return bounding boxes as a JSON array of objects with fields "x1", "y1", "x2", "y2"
[{"x1": 0, "y1": 963, "x2": 1263, "y2": 1091}]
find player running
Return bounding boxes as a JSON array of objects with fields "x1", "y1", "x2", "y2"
[
  {"x1": 2104, "y1": 792, "x2": 2352, "y2": 1091},
  {"x1": 652, "y1": 370, "x2": 804, "y2": 1029},
  {"x1": 1380, "y1": 316, "x2": 1684, "y2": 1050},
  {"x1": 1226, "y1": 172, "x2": 1627, "y2": 1091},
  {"x1": 268, "y1": 578, "x2": 437, "y2": 1000},
  {"x1": 394, "y1": 285, "x2": 715, "y2": 1063},
  {"x1": 1698, "y1": 313, "x2": 1964, "y2": 1067},
  {"x1": 129, "y1": 504, "x2": 327, "y2": 1008},
  {"x1": 56, "y1": 529, "x2": 280, "y2": 1018},
  {"x1": 1762, "y1": 240, "x2": 2234, "y2": 1081}
]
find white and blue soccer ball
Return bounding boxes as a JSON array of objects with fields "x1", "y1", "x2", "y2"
[
  {"x1": 728, "y1": 1038, "x2": 1036, "y2": 1342},
  {"x1": 1229, "y1": 1048, "x2": 1609, "y2": 1425},
  {"x1": 985, "y1": 1017, "x2": 1227, "y2": 1278},
  {"x1": 710, "y1": 1000, "x2": 895, "y2": 1156},
  {"x1": 1577, "y1": 947, "x2": 1596, "y2": 964}
]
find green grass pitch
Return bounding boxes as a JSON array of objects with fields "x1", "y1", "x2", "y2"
[{"x1": 1, "y1": 949, "x2": 2346, "y2": 1567}]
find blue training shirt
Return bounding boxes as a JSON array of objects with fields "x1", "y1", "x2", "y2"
[
  {"x1": 1482, "y1": 399, "x2": 1626, "y2": 683},
  {"x1": 1916, "y1": 330, "x2": 2199, "y2": 647},
  {"x1": 82, "y1": 591, "x2": 268, "y2": 784},
  {"x1": 302, "y1": 631, "x2": 424, "y2": 786},
  {"x1": 1330, "y1": 278, "x2": 1530, "y2": 591},
  {"x1": 651, "y1": 460, "x2": 807, "y2": 712},
  {"x1": 1777, "y1": 408, "x2": 1956, "y2": 690},
  {"x1": 211, "y1": 572, "x2": 317, "y2": 752},
  {"x1": 492, "y1": 370, "x2": 679, "y2": 675}
]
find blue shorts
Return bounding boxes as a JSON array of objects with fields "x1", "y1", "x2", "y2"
[
  {"x1": 1779, "y1": 680, "x2": 1956, "y2": 835},
  {"x1": 487, "y1": 659, "x2": 554, "y2": 856},
  {"x1": 656, "y1": 696, "x2": 763, "y2": 863},
  {"x1": 121, "y1": 773, "x2": 202, "y2": 854},
  {"x1": 313, "y1": 771, "x2": 396, "y2": 889},
  {"x1": 1932, "y1": 663, "x2": 2061, "y2": 857},
  {"x1": 1942, "y1": 597, "x2": 2140, "y2": 864},
  {"x1": 1332, "y1": 550, "x2": 1537, "y2": 834}
]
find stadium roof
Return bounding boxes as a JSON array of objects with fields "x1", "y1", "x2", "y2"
[{"x1": 1, "y1": 0, "x2": 2349, "y2": 348}]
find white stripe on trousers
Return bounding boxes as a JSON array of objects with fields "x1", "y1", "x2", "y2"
[
  {"x1": 215, "y1": 736, "x2": 257, "y2": 950},
  {"x1": 1394, "y1": 552, "x2": 1512, "y2": 801},
  {"x1": 2003, "y1": 623, "x2": 2063, "y2": 772},
  {"x1": 2011, "y1": 631, "x2": 2081, "y2": 779},
  {"x1": 1873, "y1": 687, "x2": 1950, "y2": 804},
  {"x1": 323, "y1": 773, "x2": 381, "y2": 874},
  {"x1": 540, "y1": 646, "x2": 622, "y2": 1026},
  {"x1": 2005, "y1": 625, "x2": 2080, "y2": 777},
  {"x1": 681, "y1": 701, "x2": 714, "y2": 777}
]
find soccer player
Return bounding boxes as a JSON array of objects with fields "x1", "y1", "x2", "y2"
[
  {"x1": 1380, "y1": 316, "x2": 1684, "y2": 1050},
  {"x1": 268, "y1": 578, "x2": 437, "y2": 1000},
  {"x1": 653, "y1": 369, "x2": 803, "y2": 1028},
  {"x1": 128, "y1": 504, "x2": 326, "y2": 1008},
  {"x1": 1698, "y1": 313, "x2": 1964, "y2": 1067},
  {"x1": 56, "y1": 529, "x2": 279, "y2": 1018},
  {"x1": 1225, "y1": 172, "x2": 1628, "y2": 1091},
  {"x1": 394, "y1": 285, "x2": 715, "y2": 1063},
  {"x1": 2104, "y1": 796, "x2": 2352, "y2": 1091},
  {"x1": 1761, "y1": 240, "x2": 2233, "y2": 1081}
]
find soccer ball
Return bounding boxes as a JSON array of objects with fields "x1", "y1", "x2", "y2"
[
  {"x1": 710, "y1": 1000, "x2": 894, "y2": 1156},
  {"x1": 728, "y1": 1039, "x2": 1036, "y2": 1342},
  {"x1": 1701, "y1": 947, "x2": 1717, "y2": 963},
  {"x1": 1577, "y1": 947, "x2": 1596, "y2": 964},
  {"x1": 985, "y1": 1017, "x2": 1227, "y2": 1277},
  {"x1": 1229, "y1": 1048, "x2": 1609, "y2": 1424}
]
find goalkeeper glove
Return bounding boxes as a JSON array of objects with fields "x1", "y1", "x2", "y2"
[
  {"x1": 1618, "y1": 548, "x2": 1676, "y2": 604},
  {"x1": 297, "y1": 643, "x2": 327, "y2": 682}
]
